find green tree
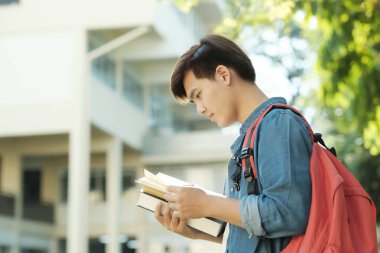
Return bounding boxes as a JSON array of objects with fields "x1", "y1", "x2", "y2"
[{"x1": 300, "y1": 0, "x2": 380, "y2": 155}]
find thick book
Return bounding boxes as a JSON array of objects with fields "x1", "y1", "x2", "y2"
[
  {"x1": 135, "y1": 170, "x2": 225, "y2": 237},
  {"x1": 136, "y1": 191, "x2": 225, "y2": 237}
]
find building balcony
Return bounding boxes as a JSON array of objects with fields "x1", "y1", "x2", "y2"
[
  {"x1": 23, "y1": 201, "x2": 54, "y2": 224},
  {"x1": 0, "y1": 192, "x2": 15, "y2": 217},
  {"x1": 143, "y1": 129, "x2": 238, "y2": 165},
  {"x1": 55, "y1": 199, "x2": 143, "y2": 229}
]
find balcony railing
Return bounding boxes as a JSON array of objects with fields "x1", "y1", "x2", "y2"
[
  {"x1": 0, "y1": 192, "x2": 15, "y2": 216},
  {"x1": 90, "y1": 54, "x2": 144, "y2": 111},
  {"x1": 23, "y1": 202, "x2": 54, "y2": 224}
]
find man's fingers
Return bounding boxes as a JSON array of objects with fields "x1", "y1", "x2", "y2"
[
  {"x1": 166, "y1": 185, "x2": 181, "y2": 193},
  {"x1": 178, "y1": 217, "x2": 188, "y2": 229},
  {"x1": 154, "y1": 202, "x2": 164, "y2": 224},
  {"x1": 164, "y1": 192, "x2": 177, "y2": 202},
  {"x1": 168, "y1": 202, "x2": 178, "y2": 211},
  {"x1": 170, "y1": 215, "x2": 180, "y2": 230},
  {"x1": 162, "y1": 204, "x2": 172, "y2": 227},
  {"x1": 172, "y1": 210, "x2": 181, "y2": 218}
]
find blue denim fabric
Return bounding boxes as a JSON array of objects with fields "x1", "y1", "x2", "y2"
[{"x1": 225, "y1": 97, "x2": 312, "y2": 253}]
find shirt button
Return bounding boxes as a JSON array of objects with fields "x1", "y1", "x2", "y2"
[{"x1": 230, "y1": 187, "x2": 234, "y2": 192}]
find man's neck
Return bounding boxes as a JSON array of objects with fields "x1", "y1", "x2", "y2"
[{"x1": 236, "y1": 83, "x2": 268, "y2": 124}]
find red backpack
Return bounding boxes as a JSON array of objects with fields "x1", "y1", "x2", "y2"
[{"x1": 241, "y1": 103, "x2": 378, "y2": 253}]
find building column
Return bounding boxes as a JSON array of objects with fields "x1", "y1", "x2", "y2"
[
  {"x1": 106, "y1": 138, "x2": 122, "y2": 253},
  {"x1": 2, "y1": 151, "x2": 22, "y2": 253},
  {"x1": 67, "y1": 127, "x2": 90, "y2": 253},
  {"x1": 67, "y1": 29, "x2": 90, "y2": 253}
]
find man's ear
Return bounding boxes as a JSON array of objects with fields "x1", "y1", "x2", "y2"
[{"x1": 215, "y1": 65, "x2": 231, "y2": 85}]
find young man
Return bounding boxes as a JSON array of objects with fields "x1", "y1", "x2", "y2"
[{"x1": 154, "y1": 34, "x2": 312, "y2": 252}]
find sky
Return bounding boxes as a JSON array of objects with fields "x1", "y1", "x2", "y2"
[{"x1": 252, "y1": 54, "x2": 293, "y2": 101}]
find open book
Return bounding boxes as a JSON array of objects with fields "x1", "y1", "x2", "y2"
[{"x1": 135, "y1": 169, "x2": 225, "y2": 237}]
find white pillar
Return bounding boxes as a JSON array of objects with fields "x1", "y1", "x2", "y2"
[
  {"x1": 67, "y1": 118, "x2": 90, "y2": 253},
  {"x1": 67, "y1": 29, "x2": 90, "y2": 253},
  {"x1": 106, "y1": 138, "x2": 122, "y2": 253},
  {"x1": 2, "y1": 151, "x2": 22, "y2": 253}
]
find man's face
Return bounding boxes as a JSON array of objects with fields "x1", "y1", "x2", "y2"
[{"x1": 183, "y1": 69, "x2": 237, "y2": 128}]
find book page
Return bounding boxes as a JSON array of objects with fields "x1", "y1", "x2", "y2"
[
  {"x1": 135, "y1": 177, "x2": 166, "y2": 193},
  {"x1": 156, "y1": 172, "x2": 190, "y2": 186},
  {"x1": 143, "y1": 169, "x2": 167, "y2": 186},
  {"x1": 136, "y1": 169, "x2": 222, "y2": 196}
]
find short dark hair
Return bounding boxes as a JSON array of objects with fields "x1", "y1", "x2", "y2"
[{"x1": 170, "y1": 34, "x2": 256, "y2": 101}]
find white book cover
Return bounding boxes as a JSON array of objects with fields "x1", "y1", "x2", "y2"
[{"x1": 136, "y1": 191, "x2": 225, "y2": 237}]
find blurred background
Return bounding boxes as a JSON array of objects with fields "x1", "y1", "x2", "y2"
[{"x1": 0, "y1": 0, "x2": 378, "y2": 253}]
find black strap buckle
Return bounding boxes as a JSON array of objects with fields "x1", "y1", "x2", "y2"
[
  {"x1": 314, "y1": 133, "x2": 337, "y2": 157},
  {"x1": 230, "y1": 155, "x2": 242, "y2": 192},
  {"x1": 233, "y1": 178, "x2": 240, "y2": 191},
  {"x1": 241, "y1": 147, "x2": 254, "y2": 182},
  {"x1": 244, "y1": 167, "x2": 254, "y2": 182},
  {"x1": 241, "y1": 147, "x2": 253, "y2": 159}
]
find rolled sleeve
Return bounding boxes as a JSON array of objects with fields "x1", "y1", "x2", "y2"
[{"x1": 240, "y1": 194, "x2": 266, "y2": 237}]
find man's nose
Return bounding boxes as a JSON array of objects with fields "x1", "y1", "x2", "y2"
[{"x1": 196, "y1": 103, "x2": 206, "y2": 115}]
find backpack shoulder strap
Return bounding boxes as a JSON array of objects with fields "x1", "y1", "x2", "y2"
[{"x1": 241, "y1": 103, "x2": 315, "y2": 193}]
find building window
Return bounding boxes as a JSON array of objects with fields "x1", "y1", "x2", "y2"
[
  {"x1": 0, "y1": 157, "x2": 2, "y2": 191},
  {"x1": 0, "y1": 0, "x2": 19, "y2": 5},
  {"x1": 149, "y1": 85, "x2": 171, "y2": 130},
  {"x1": 60, "y1": 168, "x2": 136, "y2": 203},
  {"x1": 23, "y1": 170, "x2": 41, "y2": 203},
  {"x1": 92, "y1": 55, "x2": 116, "y2": 90},
  {"x1": 122, "y1": 168, "x2": 136, "y2": 191},
  {"x1": 89, "y1": 170, "x2": 106, "y2": 202},
  {"x1": 58, "y1": 239, "x2": 66, "y2": 253},
  {"x1": 122, "y1": 68, "x2": 143, "y2": 109},
  {"x1": 59, "y1": 170, "x2": 107, "y2": 203},
  {"x1": 98, "y1": 236, "x2": 137, "y2": 253},
  {"x1": 59, "y1": 171, "x2": 68, "y2": 203},
  {"x1": 21, "y1": 249, "x2": 47, "y2": 253},
  {"x1": 0, "y1": 246, "x2": 10, "y2": 253}
]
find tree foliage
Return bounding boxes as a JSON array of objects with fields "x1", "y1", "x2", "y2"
[{"x1": 299, "y1": 0, "x2": 380, "y2": 155}]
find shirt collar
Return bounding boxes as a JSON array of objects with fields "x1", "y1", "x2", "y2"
[{"x1": 239, "y1": 97, "x2": 287, "y2": 135}]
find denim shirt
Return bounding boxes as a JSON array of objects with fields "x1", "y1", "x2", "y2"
[{"x1": 225, "y1": 97, "x2": 312, "y2": 253}]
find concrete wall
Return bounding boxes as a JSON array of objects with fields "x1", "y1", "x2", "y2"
[{"x1": 0, "y1": 0, "x2": 156, "y2": 32}]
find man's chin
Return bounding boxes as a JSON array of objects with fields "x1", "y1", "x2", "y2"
[{"x1": 216, "y1": 121, "x2": 234, "y2": 128}]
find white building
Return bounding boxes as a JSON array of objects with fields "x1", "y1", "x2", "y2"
[{"x1": 0, "y1": 0, "x2": 238, "y2": 253}]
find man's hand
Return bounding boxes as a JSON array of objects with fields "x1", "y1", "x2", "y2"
[
  {"x1": 164, "y1": 185, "x2": 209, "y2": 219},
  {"x1": 164, "y1": 184, "x2": 244, "y2": 229},
  {"x1": 154, "y1": 201, "x2": 223, "y2": 244},
  {"x1": 154, "y1": 201, "x2": 198, "y2": 239}
]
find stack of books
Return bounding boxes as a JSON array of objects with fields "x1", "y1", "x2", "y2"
[{"x1": 135, "y1": 169, "x2": 225, "y2": 237}]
